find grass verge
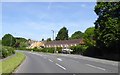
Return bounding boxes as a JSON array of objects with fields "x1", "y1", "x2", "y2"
[{"x1": 0, "y1": 52, "x2": 25, "y2": 75}]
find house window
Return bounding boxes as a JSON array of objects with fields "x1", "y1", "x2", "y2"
[
  {"x1": 61, "y1": 44, "x2": 63, "y2": 47},
  {"x1": 58, "y1": 45, "x2": 60, "y2": 47},
  {"x1": 65, "y1": 44, "x2": 68, "y2": 47},
  {"x1": 74, "y1": 44, "x2": 77, "y2": 46}
]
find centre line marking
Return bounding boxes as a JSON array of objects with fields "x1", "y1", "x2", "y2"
[
  {"x1": 86, "y1": 64, "x2": 106, "y2": 71},
  {"x1": 57, "y1": 58, "x2": 62, "y2": 61},
  {"x1": 48, "y1": 59, "x2": 53, "y2": 62},
  {"x1": 56, "y1": 63, "x2": 66, "y2": 70}
]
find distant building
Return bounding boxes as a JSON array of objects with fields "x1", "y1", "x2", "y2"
[
  {"x1": 28, "y1": 39, "x2": 84, "y2": 49},
  {"x1": 27, "y1": 40, "x2": 44, "y2": 49},
  {"x1": 44, "y1": 39, "x2": 84, "y2": 48}
]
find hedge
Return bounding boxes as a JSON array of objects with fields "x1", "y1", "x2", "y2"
[
  {"x1": 1, "y1": 46, "x2": 15, "y2": 58},
  {"x1": 70, "y1": 45, "x2": 88, "y2": 54},
  {"x1": 17, "y1": 47, "x2": 62, "y2": 53}
]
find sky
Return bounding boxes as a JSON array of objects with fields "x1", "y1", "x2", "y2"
[{"x1": 2, "y1": 2, "x2": 97, "y2": 41}]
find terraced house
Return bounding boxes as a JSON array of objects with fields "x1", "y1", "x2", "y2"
[{"x1": 44, "y1": 39, "x2": 84, "y2": 48}]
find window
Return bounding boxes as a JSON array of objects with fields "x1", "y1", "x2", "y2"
[
  {"x1": 61, "y1": 44, "x2": 63, "y2": 47},
  {"x1": 74, "y1": 44, "x2": 77, "y2": 46}
]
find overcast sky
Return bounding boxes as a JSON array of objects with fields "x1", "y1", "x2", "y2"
[{"x1": 2, "y1": 2, "x2": 97, "y2": 41}]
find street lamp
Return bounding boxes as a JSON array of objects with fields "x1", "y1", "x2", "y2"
[
  {"x1": 51, "y1": 30, "x2": 56, "y2": 53},
  {"x1": 51, "y1": 30, "x2": 54, "y2": 41}
]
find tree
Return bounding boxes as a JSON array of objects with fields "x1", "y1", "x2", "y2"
[
  {"x1": 0, "y1": 40, "x2": 1, "y2": 45},
  {"x1": 71, "y1": 31, "x2": 83, "y2": 39},
  {"x1": 46, "y1": 38, "x2": 51, "y2": 42},
  {"x1": 15, "y1": 37, "x2": 27, "y2": 48},
  {"x1": 83, "y1": 27, "x2": 95, "y2": 46},
  {"x1": 16, "y1": 37, "x2": 27, "y2": 43},
  {"x1": 2, "y1": 34, "x2": 16, "y2": 47},
  {"x1": 42, "y1": 38, "x2": 44, "y2": 41},
  {"x1": 19, "y1": 42, "x2": 28, "y2": 48},
  {"x1": 94, "y1": 2, "x2": 120, "y2": 53},
  {"x1": 56, "y1": 27, "x2": 68, "y2": 40}
]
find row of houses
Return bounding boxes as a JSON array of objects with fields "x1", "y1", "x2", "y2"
[
  {"x1": 44, "y1": 39, "x2": 84, "y2": 48},
  {"x1": 28, "y1": 39, "x2": 84, "y2": 49}
]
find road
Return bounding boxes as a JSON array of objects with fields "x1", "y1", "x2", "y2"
[{"x1": 15, "y1": 51, "x2": 119, "y2": 74}]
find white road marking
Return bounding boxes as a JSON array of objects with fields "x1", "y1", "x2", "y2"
[
  {"x1": 55, "y1": 63, "x2": 66, "y2": 70},
  {"x1": 86, "y1": 64, "x2": 106, "y2": 71},
  {"x1": 57, "y1": 58, "x2": 62, "y2": 61},
  {"x1": 48, "y1": 59, "x2": 53, "y2": 62}
]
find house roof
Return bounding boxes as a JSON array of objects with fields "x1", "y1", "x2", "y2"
[{"x1": 45, "y1": 38, "x2": 84, "y2": 45}]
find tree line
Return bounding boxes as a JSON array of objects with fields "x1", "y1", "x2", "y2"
[{"x1": 45, "y1": 26, "x2": 92, "y2": 42}]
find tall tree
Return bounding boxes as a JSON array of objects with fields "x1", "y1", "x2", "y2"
[
  {"x1": 16, "y1": 37, "x2": 27, "y2": 42},
  {"x1": 83, "y1": 27, "x2": 95, "y2": 46},
  {"x1": 2, "y1": 34, "x2": 16, "y2": 46},
  {"x1": 94, "y1": 2, "x2": 120, "y2": 53},
  {"x1": 71, "y1": 31, "x2": 83, "y2": 39},
  {"x1": 46, "y1": 38, "x2": 51, "y2": 42},
  {"x1": 42, "y1": 38, "x2": 44, "y2": 41},
  {"x1": 56, "y1": 27, "x2": 68, "y2": 40},
  {"x1": 15, "y1": 37, "x2": 28, "y2": 48}
]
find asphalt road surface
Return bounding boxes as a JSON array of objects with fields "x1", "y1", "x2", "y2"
[{"x1": 15, "y1": 51, "x2": 119, "y2": 73}]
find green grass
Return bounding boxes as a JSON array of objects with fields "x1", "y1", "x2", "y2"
[{"x1": 0, "y1": 52, "x2": 25, "y2": 75}]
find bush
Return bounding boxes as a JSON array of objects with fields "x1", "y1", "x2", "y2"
[
  {"x1": 70, "y1": 45, "x2": 88, "y2": 54},
  {"x1": 56, "y1": 47, "x2": 62, "y2": 53},
  {"x1": 2, "y1": 46, "x2": 15, "y2": 58},
  {"x1": 42, "y1": 47, "x2": 54, "y2": 53},
  {"x1": 33, "y1": 47, "x2": 41, "y2": 52},
  {"x1": 83, "y1": 46, "x2": 99, "y2": 56},
  {"x1": 47, "y1": 48, "x2": 54, "y2": 53},
  {"x1": 17, "y1": 47, "x2": 62, "y2": 53}
]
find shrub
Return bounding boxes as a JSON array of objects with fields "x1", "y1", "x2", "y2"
[
  {"x1": 43, "y1": 47, "x2": 54, "y2": 53},
  {"x1": 2, "y1": 46, "x2": 15, "y2": 58},
  {"x1": 70, "y1": 45, "x2": 88, "y2": 54},
  {"x1": 17, "y1": 46, "x2": 62, "y2": 53},
  {"x1": 33, "y1": 47, "x2": 41, "y2": 52},
  {"x1": 83, "y1": 46, "x2": 98, "y2": 56},
  {"x1": 56, "y1": 47, "x2": 62, "y2": 53}
]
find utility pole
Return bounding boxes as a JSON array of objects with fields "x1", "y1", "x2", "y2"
[
  {"x1": 51, "y1": 30, "x2": 56, "y2": 53},
  {"x1": 51, "y1": 30, "x2": 54, "y2": 41}
]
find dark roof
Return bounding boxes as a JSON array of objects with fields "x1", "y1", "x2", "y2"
[{"x1": 45, "y1": 39, "x2": 84, "y2": 45}]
